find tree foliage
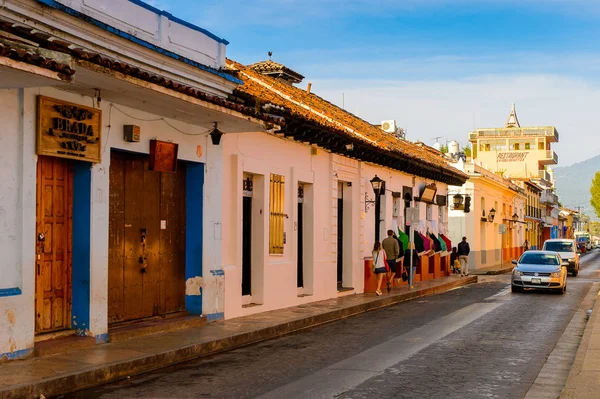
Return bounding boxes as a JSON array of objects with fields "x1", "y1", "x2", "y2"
[
  {"x1": 463, "y1": 144, "x2": 472, "y2": 158},
  {"x1": 591, "y1": 171, "x2": 600, "y2": 217}
]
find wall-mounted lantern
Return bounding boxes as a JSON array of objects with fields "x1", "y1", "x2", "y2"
[
  {"x1": 365, "y1": 175, "x2": 384, "y2": 212},
  {"x1": 453, "y1": 194, "x2": 464, "y2": 209},
  {"x1": 487, "y1": 207, "x2": 496, "y2": 222},
  {"x1": 209, "y1": 122, "x2": 223, "y2": 145}
]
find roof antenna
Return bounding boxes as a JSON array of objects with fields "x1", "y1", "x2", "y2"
[{"x1": 268, "y1": 51, "x2": 273, "y2": 60}]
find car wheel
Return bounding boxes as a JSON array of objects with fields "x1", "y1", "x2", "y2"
[
  {"x1": 572, "y1": 269, "x2": 578, "y2": 277},
  {"x1": 511, "y1": 285, "x2": 523, "y2": 293}
]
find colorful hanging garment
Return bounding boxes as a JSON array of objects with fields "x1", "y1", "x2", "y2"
[
  {"x1": 413, "y1": 231, "x2": 425, "y2": 253},
  {"x1": 437, "y1": 234, "x2": 448, "y2": 252}
]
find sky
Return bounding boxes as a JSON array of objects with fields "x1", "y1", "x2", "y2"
[{"x1": 150, "y1": 0, "x2": 600, "y2": 166}]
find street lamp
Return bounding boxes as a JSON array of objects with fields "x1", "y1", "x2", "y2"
[
  {"x1": 487, "y1": 207, "x2": 496, "y2": 222},
  {"x1": 365, "y1": 175, "x2": 384, "y2": 212},
  {"x1": 453, "y1": 194, "x2": 464, "y2": 209},
  {"x1": 370, "y1": 175, "x2": 384, "y2": 196}
]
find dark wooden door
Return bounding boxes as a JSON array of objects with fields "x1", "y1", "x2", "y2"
[
  {"x1": 337, "y1": 198, "x2": 343, "y2": 284},
  {"x1": 297, "y1": 202, "x2": 304, "y2": 288},
  {"x1": 242, "y1": 196, "x2": 252, "y2": 296},
  {"x1": 35, "y1": 156, "x2": 72, "y2": 334},
  {"x1": 108, "y1": 151, "x2": 186, "y2": 324}
]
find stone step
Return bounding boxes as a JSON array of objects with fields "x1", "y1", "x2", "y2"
[
  {"x1": 34, "y1": 334, "x2": 97, "y2": 357},
  {"x1": 108, "y1": 313, "x2": 206, "y2": 343}
]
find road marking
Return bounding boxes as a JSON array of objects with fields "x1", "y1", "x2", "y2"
[
  {"x1": 256, "y1": 301, "x2": 504, "y2": 399},
  {"x1": 483, "y1": 286, "x2": 512, "y2": 302}
]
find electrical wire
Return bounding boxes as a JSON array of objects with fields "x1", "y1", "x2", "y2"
[{"x1": 109, "y1": 103, "x2": 211, "y2": 136}]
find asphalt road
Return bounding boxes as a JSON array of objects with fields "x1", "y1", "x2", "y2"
[{"x1": 61, "y1": 249, "x2": 600, "y2": 399}]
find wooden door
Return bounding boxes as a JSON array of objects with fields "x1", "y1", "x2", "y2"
[
  {"x1": 35, "y1": 156, "x2": 72, "y2": 334},
  {"x1": 108, "y1": 151, "x2": 186, "y2": 324}
]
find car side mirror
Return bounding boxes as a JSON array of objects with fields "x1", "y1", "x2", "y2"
[{"x1": 511, "y1": 260, "x2": 518, "y2": 265}]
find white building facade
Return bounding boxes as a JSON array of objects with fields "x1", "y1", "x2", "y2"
[
  {"x1": 0, "y1": 0, "x2": 271, "y2": 360},
  {"x1": 448, "y1": 158, "x2": 527, "y2": 270}
]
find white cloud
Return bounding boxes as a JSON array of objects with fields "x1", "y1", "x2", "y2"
[{"x1": 307, "y1": 73, "x2": 600, "y2": 166}]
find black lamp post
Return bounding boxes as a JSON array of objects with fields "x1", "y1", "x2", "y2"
[{"x1": 370, "y1": 175, "x2": 384, "y2": 242}]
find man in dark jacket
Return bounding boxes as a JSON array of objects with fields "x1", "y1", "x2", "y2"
[{"x1": 457, "y1": 236, "x2": 471, "y2": 276}]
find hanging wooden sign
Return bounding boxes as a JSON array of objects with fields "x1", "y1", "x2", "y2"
[
  {"x1": 36, "y1": 96, "x2": 102, "y2": 163},
  {"x1": 149, "y1": 139, "x2": 179, "y2": 173}
]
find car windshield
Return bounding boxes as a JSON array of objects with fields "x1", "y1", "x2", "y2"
[
  {"x1": 544, "y1": 242, "x2": 573, "y2": 252},
  {"x1": 520, "y1": 253, "x2": 559, "y2": 265}
]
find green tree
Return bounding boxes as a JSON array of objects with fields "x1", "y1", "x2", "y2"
[
  {"x1": 463, "y1": 143, "x2": 472, "y2": 158},
  {"x1": 440, "y1": 144, "x2": 448, "y2": 153},
  {"x1": 591, "y1": 171, "x2": 600, "y2": 217}
]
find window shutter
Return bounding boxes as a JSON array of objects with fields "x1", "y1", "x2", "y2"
[{"x1": 269, "y1": 174, "x2": 285, "y2": 254}]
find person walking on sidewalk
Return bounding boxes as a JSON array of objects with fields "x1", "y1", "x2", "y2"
[
  {"x1": 372, "y1": 241, "x2": 387, "y2": 296},
  {"x1": 404, "y1": 242, "x2": 420, "y2": 288},
  {"x1": 382, "y1": 230, "x2": 400, "y2": 292},
  {"x1": 457, "y1": 236, "x2": 471, "y2": 276}
]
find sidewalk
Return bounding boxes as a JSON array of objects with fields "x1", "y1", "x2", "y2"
[
  {"x1": 0, "y1": 275, "x2": 476, "y2": 399},
  {"x1": 561, "y1": 285, "x2": 600, "y2": 398},
  {"x1": 470, "y1": 261, "x2": 515, "y2": 275}
]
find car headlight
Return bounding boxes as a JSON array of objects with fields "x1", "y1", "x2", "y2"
[
  {"x1": 513, "y1": 269, "x2": 523, "y2": 276},
  {"x1": 568, "y1": 258, "x2": 574, "y2": 263},
  {"x1": 551, "y1": 272, "x2": 561, "y2": 278}
]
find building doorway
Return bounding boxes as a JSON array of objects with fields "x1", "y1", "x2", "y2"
[
  {"x1": 35, "y1": 156, "x2": 73, "y2": 334},
  {"x1": 297, "y1": 184, "x2": 304, "y2": 288},
  {"x1": 108, "y1": 151, "x2": 187, "y2": 324},
  {"x1": 337, "y1": 182, "x2": 344, "y2": 288}
]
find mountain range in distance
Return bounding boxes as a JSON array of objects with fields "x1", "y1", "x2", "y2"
[{"x1": 553, "y1": 154, "x2": 600, "y2": 221}]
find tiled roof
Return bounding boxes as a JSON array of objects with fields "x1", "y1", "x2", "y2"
[
  {"x1": 0, "y1": 20, "x2": 280, "y2": 126},
  {"x1": 248, "y1": 59, "x2": 304, "y2": 83},
  {"x1": 227, "y1": 59, "x2": 468, "y2": 185},
  {"x1": 0, "y1": 39, "x2": 75, "y2": 77}
]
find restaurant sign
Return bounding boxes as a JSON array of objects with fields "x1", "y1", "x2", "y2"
[
  {"x1": 496, "y1": 152, "x2": 528, "y2": 162},
  {"x1": 37, "y1": 96, "x2": 102, "y2": 163}
]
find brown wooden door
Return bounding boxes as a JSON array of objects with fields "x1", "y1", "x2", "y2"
[
  {"x1": 35, "y1": 156, "x2": 72, "y2": 334},
  {"x1": 108, "y1": 151, "x2": 186, "y2": 324}
]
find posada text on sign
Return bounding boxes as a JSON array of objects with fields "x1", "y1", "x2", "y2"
[{"x1": 37, "y1": 96, "x2": 102, "y2": 163}]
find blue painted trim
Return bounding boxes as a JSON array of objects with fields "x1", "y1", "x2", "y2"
[
  {"x1": 71, "y1": 162, "x2": 91, "y2": 333},
  {"x1": 0, "y1": 347, "x2": 33, "y2": 361},
  {"x1": 0, "y1": 287, "x2": 21, "y2": 297},
  {"x1": 95, "y1": 333, "x2": 109, "y2": 344},
  {"x1": 185, "y1": 162, "x2": 204, "y2": 315},
  {"x1": 206, "y1": 312, "x2": 224, "y2": 322},
  {"x1": 210, "y1": 269, "x2": 225, "y2": 276},
  {"x1": 36, "y1": 0, "x2": 242, "y2": 85}
]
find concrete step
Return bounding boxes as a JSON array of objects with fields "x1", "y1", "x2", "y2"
[
  {"x1": 34, "y1": 334, "x2": 96, "y2": 357},
  {"x1": 108, "y1": 313, "x2": 206, "y2": 343}
]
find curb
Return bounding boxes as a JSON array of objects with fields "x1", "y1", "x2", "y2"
[
  {"x1": 560, "y1": 285, "x2": 600, "y2": 398},
  {"x1": 1, "y1": 277, "x2": 477, "y2": 399}
]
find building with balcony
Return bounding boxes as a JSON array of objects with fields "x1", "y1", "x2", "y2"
[
  {"x1": 469, "y1": 104, "x2": 558, "y2": 186},
  {"x1": 447, "y1": 157, "x2": 526, "y2": 270}
]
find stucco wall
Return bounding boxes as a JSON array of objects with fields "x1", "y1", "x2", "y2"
[
  {"x1": 0, "y1": 86, "x2": 215, "y2": 358},
  {"x1": 221, "y1": 131, "x2": 450, "y2": 319}
]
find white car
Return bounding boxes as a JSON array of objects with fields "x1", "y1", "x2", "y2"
[
  {"x1": 511, "y1": 250, "x2": 567, "y2": 294},
  {"x1": 542, "y1": 239, "x2": 580, "y2": 276}
]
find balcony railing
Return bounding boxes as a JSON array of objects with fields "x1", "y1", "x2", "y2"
[
  {"x1": 537, "y1": 169, "x2": 551, "y2": 181},
  {"x1": 469, "y1": 127, "x2": 559, "y2": 142},
  {"x1": 540, "y1": 150, "x2": 558, "y2": 165},
  {"x1": 541, "y1": 191, "x2": 558, "y2": 205}
]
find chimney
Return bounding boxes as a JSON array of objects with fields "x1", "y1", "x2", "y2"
[{"x1": 307, "y1": 82, "x2": 312, "y2": 94}]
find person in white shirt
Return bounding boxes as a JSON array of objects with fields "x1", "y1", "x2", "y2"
[{"x1": 372, "y1": 241, "x2": 387, "y2": 296}]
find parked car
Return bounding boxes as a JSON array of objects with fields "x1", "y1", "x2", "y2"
[
  {"x1": 542, "y1": 238, "x2": 580, "y2": 276},
  {"x1": 511, "y1": 251, "x2": 567, "y2": 294}
]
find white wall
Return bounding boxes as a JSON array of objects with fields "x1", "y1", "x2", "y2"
[
  {"x1": 0, "y1": 86, "x2": 217, "y2": 358},
  {"x1": 221, "y1": 130, "x2": 450, "y2": 319}
]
